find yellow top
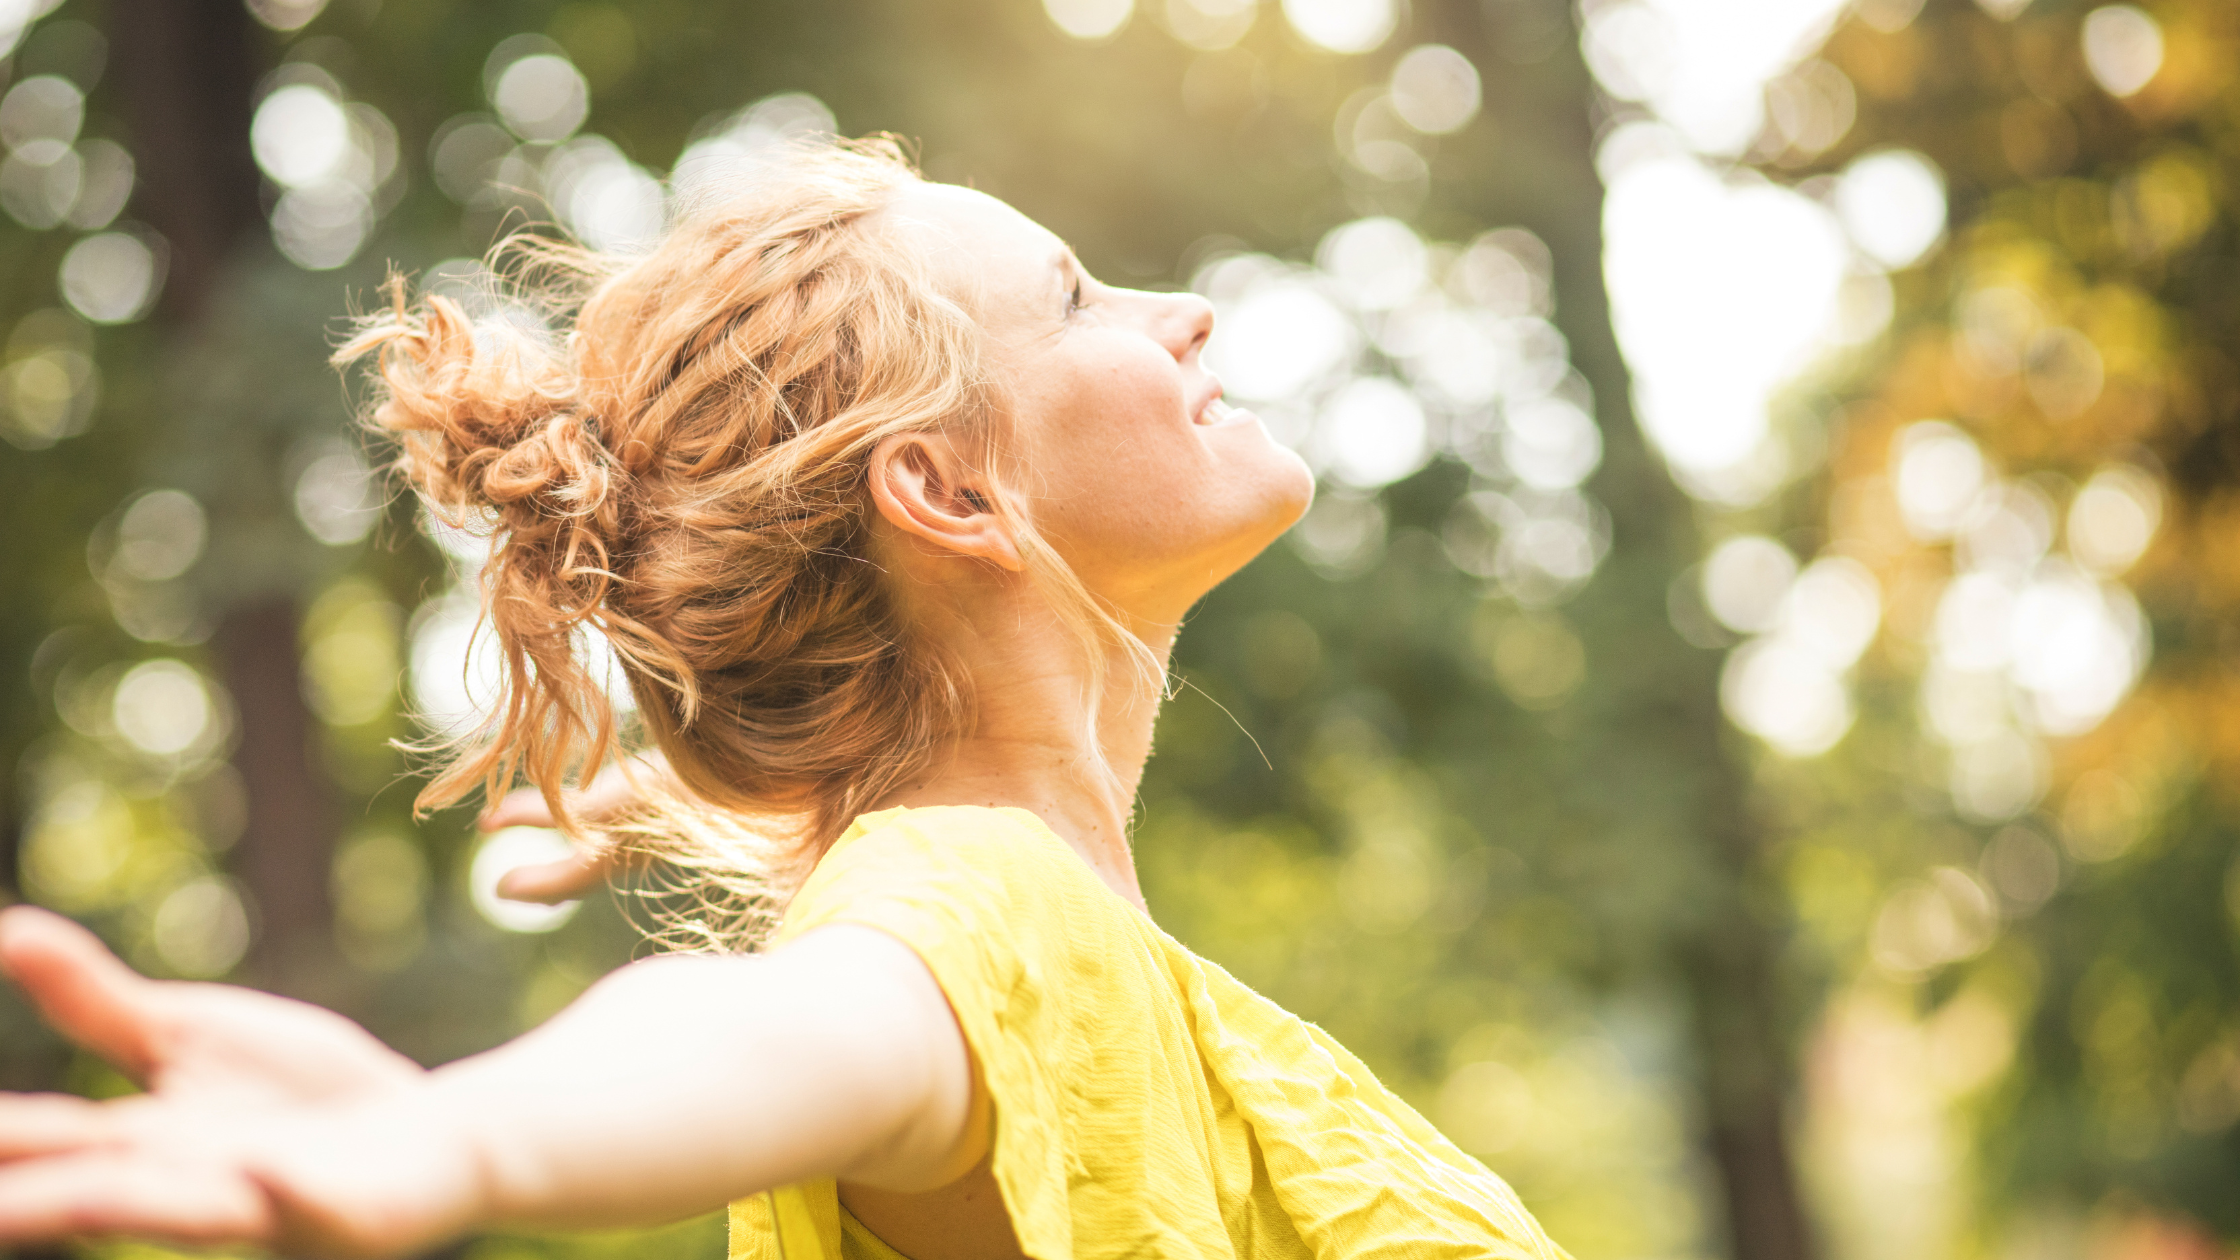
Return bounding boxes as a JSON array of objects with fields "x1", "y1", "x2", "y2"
[{"x1": 727, "y1": 806, "x2": 1570, "y2": 1260}]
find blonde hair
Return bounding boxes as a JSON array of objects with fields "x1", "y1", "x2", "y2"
[{"x1": 339, "y1": 138, "x2": 1147, "y2": 944}]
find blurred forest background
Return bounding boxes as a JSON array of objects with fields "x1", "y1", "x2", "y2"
[{"x1": 0, "y1": 0, "x2": 2233, "y2": 1257}]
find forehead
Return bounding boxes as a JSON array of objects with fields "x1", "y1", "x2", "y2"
[{"x1": 879, "y1": 182, "x2": 1065, "y2": 313}]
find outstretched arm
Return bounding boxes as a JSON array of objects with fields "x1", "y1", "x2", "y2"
[
  {"x1": 0, "y1": 908, "x2": 980, "y2": 1257},
  {"x1": 438, "y1": 923, "x2": 981, "y2": 1225}
]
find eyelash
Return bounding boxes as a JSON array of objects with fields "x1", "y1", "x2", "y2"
[{"x1": 1067, "y1": 279, "x2": 1084, "y2": 315}]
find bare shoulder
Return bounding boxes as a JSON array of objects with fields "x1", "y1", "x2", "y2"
[{"x1": 773, "y1": 925, "x2": 989, "y2": 1195}]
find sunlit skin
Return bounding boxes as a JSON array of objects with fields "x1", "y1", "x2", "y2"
[{"x1": 0, "y1": 182, "x2": 1313, "y2": 1259}]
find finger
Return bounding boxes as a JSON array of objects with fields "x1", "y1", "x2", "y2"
[
  {"x1": 0, "y1": 1094, "x2": 118, "y2": 1161},
  {"x1": 0, "y1": 908, "x2": 158, "y2": 1080},
  {"x1": 494, "y1": 851, "x2": 611, "y2": 904},
  {"x1": 0, "y1": 1152, "x2": 273, "y2": 1247},
  {"x1": 478, "y1": 786, "x2": 557, "y2": 831}
]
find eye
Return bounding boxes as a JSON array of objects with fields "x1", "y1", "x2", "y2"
[{"x1": 1066, "y1": 278, "x2": 1084, "y2": 315}]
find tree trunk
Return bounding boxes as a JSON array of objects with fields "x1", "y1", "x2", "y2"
[
  {"x1": 1683, "y1": 874, "x2": 1820, "y2": 1260},
  {"x1": 107, "y1": 0, "x2": 263, "y2": 320},
  {"x1": 110, "y1": 1, "x2": 338, "y2": 993},
  {"x1": 1443, "y1": 2, "x2": 1821, "y2": 1256},
  {"x1": 211, "y1": 599, "x2": 338, "y2": 990}
]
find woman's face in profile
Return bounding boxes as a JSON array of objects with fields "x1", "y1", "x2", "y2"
[{"x1": 887, "y1": 181, "x2": 1315, "y2": 624}]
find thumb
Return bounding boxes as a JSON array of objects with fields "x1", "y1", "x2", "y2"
[{"x1": 0, "y1": 906, "x2": 160, "y2": 1081}]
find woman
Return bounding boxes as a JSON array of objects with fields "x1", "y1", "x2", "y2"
[{"x1": 0, "y1": 140, "x2": 1568, "y2": 1260}]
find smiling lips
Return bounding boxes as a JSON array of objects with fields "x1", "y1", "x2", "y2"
[{"x1": 1195, "y1": 395, "x2": 1258, "y2": 429}]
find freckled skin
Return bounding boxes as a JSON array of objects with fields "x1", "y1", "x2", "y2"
[{"x1": 887, "y1": 183, "x2": 1315, "y2": 628}]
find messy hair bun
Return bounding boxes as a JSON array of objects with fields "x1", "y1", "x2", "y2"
[{"x1": 338, "y1": 138, "x2": 994, "y2": 888}]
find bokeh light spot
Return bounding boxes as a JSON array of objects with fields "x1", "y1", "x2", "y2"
[
  {"x1": 2006, "y1": 565, "x2": 2145, "y2": 735},
  {"x1": 1763, "y1": 59, "x2": 1855, "y2": 159},
  {"x1": 2082, "y1": 6, "x2": 2163, "y2": 99},
  {"x1": 1949, "y1": 730, "x2": 2047, "y2": 823},
  {"x1": 1720, "y1": 636, "x2": 1852, "y2": 756},
  {"x1": 1043, "y1": 0, "x2": 1134, "y2": 39},
  {"x1": 1954, "y1": 481, "x2": 2055, "y2": 575},
  {"x1": 1282, "y1": 0, "x2": 1395, "y2": 54},
  {"x1": 2068, "y1": 465, "x2": 2162, "y2": 576},
  {"x1": 1783, "y1": 557, "x2": 1882, "y2": 670},
  {"x1": 1162, "y1": 0, "x2": 1255, "y2": 50},
  {"x1": 1582, "y1": 0, "x2": 1850, "y2": 155},
  {"x1": 1834, "y1": 149, "x2": 1946, "y2": 269},
  {"x1": 1389, "y1": 45, "x2": 1481, "y2": 135},
  {"x1": 58, "y1": 230, "x2": 162, "y2": 324},
  {"x1": 409, "y1": 589, "x2": 503, "y2": 737},
  {"x1": 1702, "y1": 535, "x2": 1798, "y2": 635},
  {"x1": 670, "y1": 93, "x2": 838, "y2": 207},
  {"x1": 1604, "y1": 154, "x2": 1848, "y2": 492},
  {"x1": 1203, "y1": 277, "x2": 1353, "y2": 401},
  {"x1": 333, "y1": 831, "x2": 430, "y2": 972},
  {"x1": 1480, "y1": 612, "x2": 1587, "y2": 710},
  {"x1": 1870, "y1": 868, "x2": 1997, "y2": 974},
  {"x1": 1319, "y1": 375, "x2": 1427, "y2": 488},
  {"x1": 1892, "y1": 421, "x2": 1985, "y2": 541},
  {"x1": 152, "y1": 877, "x2": 251, "y2": 978},
  {"x1": 470, "y1": 827, "x2": 582, "y2": 933},
  {"x1": 2021, "y1": 326, "x2": 2104, "y2": 420},
  {"x1": 1316, "y1": 216, "x2": 1426, "y2": 311},
  {"x1": 0, "y1": 74, "x2": 82, "y2": 149},
  {"x1": 1290, "y1": 489, "x2": 1386, "y2": 577},
  {"x1": 245, "y1": 0, "x2": 328, "y2": 31},
  {"x1": 113, "y1": 489, "x2": 206, "y2": 581},
  {"x1": 111, "y1": 658, "x2": 212, "y2": 757},
  {"x1": 0, "y1": 138, "x2": 80, "y2": 229},
  {"x1": 0, "y1": 328, "x2": 96, "y2": 449},
  {"x1": 1502, "y1": 397, "x2": 1602, "y2": 492},
  {"x1": 547, "y1": 135, "x2": 665, "y2": 253},
  {"x1": 293, "y1": 439, "x2": 382, "y2": 545},
  {"x1": 493, "y1": 53, "x2": 590, "y2": 143},
  {"x1": 271, "y1": 183, "x2": 374, "y2": 270},
  {"x1": 1439, "y1": 1060, "x2": 1536, "y2": 1154},
  {"x1": 64, "y1": 137, "x2": 132, "y2": 229},
  {"x1": 429, "y1": 115, "x2": 515, "y2": 204},
  {"x1": 251, "y1": 83, "x2": 352, "y2": 189}
]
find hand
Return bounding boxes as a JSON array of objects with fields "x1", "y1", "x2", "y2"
[
  {"x1": 0, "y1": 907, "x2": 482, "y2": 1255},
  {"x1": 481, "y1": 753, "x2": 665, "y2": 904}
]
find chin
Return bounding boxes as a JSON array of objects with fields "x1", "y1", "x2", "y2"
[
  {"x1": 1195, "y1": 453, "x2": 1317, "y2": 590},
  {"x1": 1237, "y1": 442, "x2": 1315, "y2": 542},
  {"x1": 1271, "y1": 445, "x2": 1316, "y2": 525}
]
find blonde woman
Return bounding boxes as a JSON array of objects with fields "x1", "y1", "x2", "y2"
[{"x1": 0, "y1": 141, "x2": 1568, "y2": 1260}]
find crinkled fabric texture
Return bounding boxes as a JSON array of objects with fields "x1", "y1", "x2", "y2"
[{"x1": 727, "y1": 806, "x2": 1569, "y2": 1260}]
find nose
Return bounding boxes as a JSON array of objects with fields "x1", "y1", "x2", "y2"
[{"x1": 1147, "y1": 291, "x2": 1214, "y2": 363}]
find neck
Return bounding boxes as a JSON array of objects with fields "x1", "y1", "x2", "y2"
[{"x1": 876, "y1": 601, "x2": 1173, "y2": 912}]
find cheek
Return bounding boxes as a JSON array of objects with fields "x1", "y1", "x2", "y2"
[
  {"x1": 1049, "y1": 423, "x2": 1297, "y2": 576},
  {"x1": 1026, "y1": 348, "x2": 1201, "y2": 525},
  {"x1": 1014, "y1": 338, "x2": 1305, "y2": 590}
]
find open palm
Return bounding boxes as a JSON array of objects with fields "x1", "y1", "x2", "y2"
[{"x1": 0, "y1": 907, "x2": 478, "y2": 1255}]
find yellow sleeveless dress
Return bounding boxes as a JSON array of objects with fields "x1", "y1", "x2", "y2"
[{"x1": 727, "y1": 805, "x2": 1569, "y2": 1260}]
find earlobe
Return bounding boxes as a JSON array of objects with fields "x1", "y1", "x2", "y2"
[{"x1": 868, "y1": 434, "x2": 1025, "y2": 572}]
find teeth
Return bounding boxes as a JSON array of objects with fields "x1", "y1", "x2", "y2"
[{"x1": 1201, "y1": 397, "x2": 1238, "y2": 425}]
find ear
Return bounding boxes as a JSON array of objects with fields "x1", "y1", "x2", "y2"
[{"x1": 868, "y1": 433, "x2": 1024, "y2": 572}]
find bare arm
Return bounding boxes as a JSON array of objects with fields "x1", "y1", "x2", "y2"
[
  {"x1": 0, "y1": 908, "x2": 981, "y2": 1256},
  {"x1": 445, "y1": 925, "x2": 982, "y2": 1226}
]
